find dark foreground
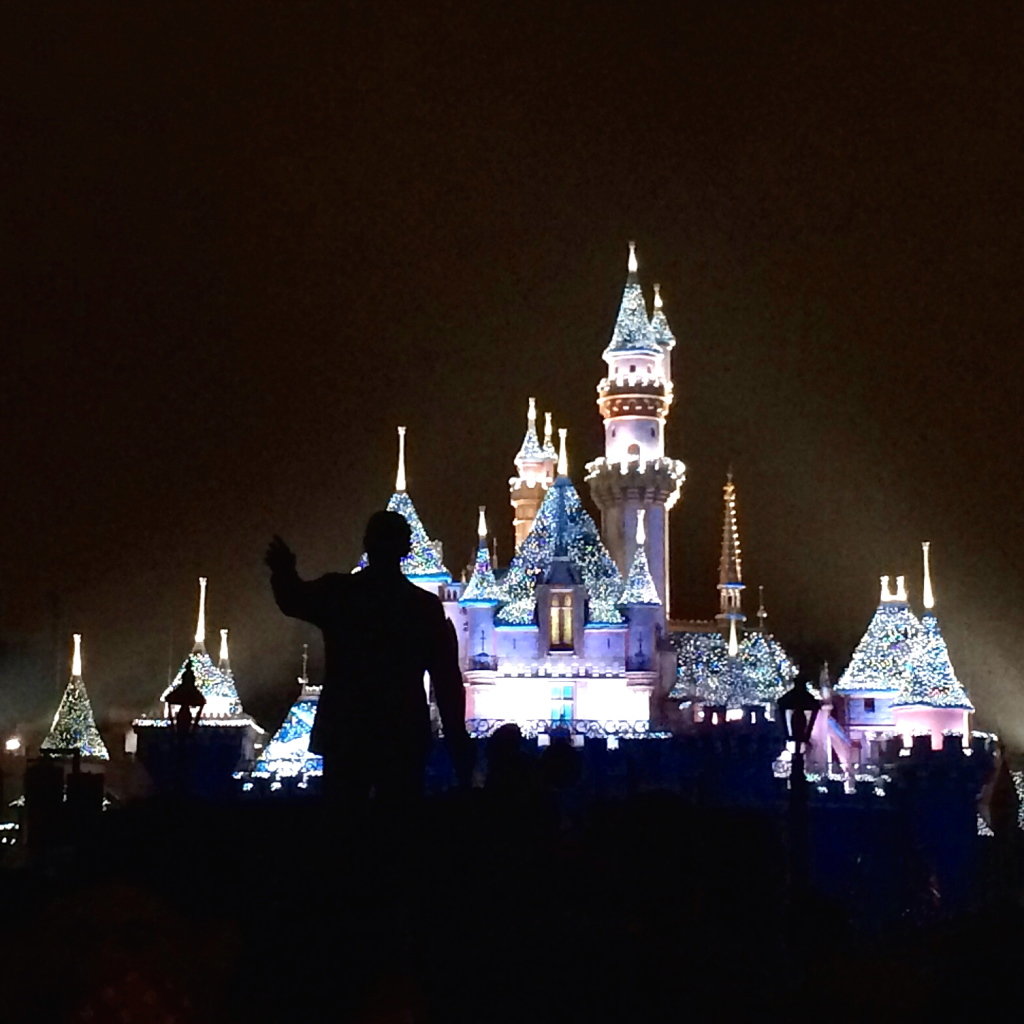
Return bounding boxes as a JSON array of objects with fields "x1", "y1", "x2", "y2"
[{"x1": 0, "y1": 786, "x2": 1022, "y2": 1023}]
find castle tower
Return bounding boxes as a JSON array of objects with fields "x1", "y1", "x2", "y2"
[
  {"x1": 510, "y1": 398, "x2": 557, "y2": 549},
  {"x1": 715, "y1": 473, "x2": 745, "y2": 655},
  {"x1": 586, "y1": 243, "x2": 685, "y2": 613}
]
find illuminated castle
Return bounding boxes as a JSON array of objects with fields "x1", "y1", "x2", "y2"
[{"x1": 238, "y1": 244, "x2": 975, "y2": 785}]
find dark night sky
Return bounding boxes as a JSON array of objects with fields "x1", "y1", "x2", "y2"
[{"x1": 1, "y1": 2, "x2": 1022, "y2": 742}]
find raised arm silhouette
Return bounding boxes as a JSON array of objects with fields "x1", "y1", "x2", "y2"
[{"x1": 266, "y1": 511, "x2": 472, "y2": 805}]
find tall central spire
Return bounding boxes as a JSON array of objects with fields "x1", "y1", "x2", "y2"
[
  {"x1": 922, "y1": 541, "x2": 934, "y2": 610},
  {"x1": 604, "y1": 242, "x2": 660, "y2": 356},
  {"x1": 193, "y1": 577, "x2": 208, "y2": 651},
  {"x1": 717, "y1": 473, "x2": 745, "y2": 626}
]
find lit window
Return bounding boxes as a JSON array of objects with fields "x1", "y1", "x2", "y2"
[
  {"x1": 551, "y1": 683, "x2": 573, "y2": 723},
  {"x1": 550, "y1": 591, "x2": 574, "y2": 650},
  {"x1": 864, "y1": 698, "x2": 875, "y2": 713}
]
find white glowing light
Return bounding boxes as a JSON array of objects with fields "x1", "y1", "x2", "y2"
[
  {"x1": 527, "y1": 396, "x2": 537, "y2": 424},
  {"x1": 477, "y1": 505, "x2": 487, "y2": 538},
  {"x1": 71, "y1": 633, "x2": 82, "y2": 677},
  {"x1": 879, "y1": 575, "x2": 892, "y2": 603},
  {"x1": 922, "y1": 541, "x2": 934, "y2": 610},
  {"x1": 895, "y1": 575, "x2": 907, "y2": 602},
  {"x1": 544, "y1": 411, "x2": 554, "y2": 451},
  {"x1": 557, "y1": 428, "x2": 568, "y2": 477},
  {"x1": 5, "y1": 737, "x2": 21, "y2": 753},
  {"x1": 396, "y1": 426, "x2": 407, "y2": 493},
  {"x1": 635, "y1": 508, "x2": 646, "y2": 546},
  {"x1": 653, "y1": 282, "x2": 663, "y2": 310},
  {"x1": 627, "y1": 241, "x2": 638, "y2": 274},
  {"x1": 728, "y1": 618, "x2": 739, "y2": 657},
  {"x1": 194, "y1": 577, "x2": 208, "y2": 646},
  {"x1": 219, "y1": 628, "x2": 230, "y2": 666}
]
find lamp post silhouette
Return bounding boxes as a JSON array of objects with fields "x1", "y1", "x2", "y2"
[
  {"x1": 777, "y1": 677, "x2": 821, "y2": 887},
  {"x1": 164, "y1": 657, "x2": 205, "y2": 794}
]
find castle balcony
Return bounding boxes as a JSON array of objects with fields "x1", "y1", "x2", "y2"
[
  {"x1": 597, "y1": 376, "x2": 673, "y2": 420},
  {"x1": 585, "y1": 455, "x2": 686, "y2": 509}
]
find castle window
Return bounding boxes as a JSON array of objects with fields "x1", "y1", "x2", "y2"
[
  {"x1": 551, "y1": 683, "x2": 573, "y2": 723},
  {"x1": 627, "y1": 443, "x2": 640, "y2": 457},
  {"x1": 629, "y1": 364, "x2": 636, "y2": 373},
  {"x1": 650, "y1": 427, "x2": 656, "y2": 438},
  {"x1": 864, "y1": 698, "x2": 876, "y2": 713},
  {"x1": 549, "y1": 591, "x2": 574, "y2": 650}
]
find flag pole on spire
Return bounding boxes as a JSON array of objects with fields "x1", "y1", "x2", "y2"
[
  {"x1": 396, "y1": 426, "x2": 407, "y2": 493},
  {"x1": 194, "y1": 577, "x2": 208, "y2": 650},
  {"x1": 922, "y1": 541, "x2": 934, "y2": 610}
]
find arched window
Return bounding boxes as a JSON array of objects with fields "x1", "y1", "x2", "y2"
[
  {"x1": 549, "y1": 591, "x2": 574, "y2": 650},
  {"x1": 627, "y1": 443, "x2": 640, "y2": 457}
]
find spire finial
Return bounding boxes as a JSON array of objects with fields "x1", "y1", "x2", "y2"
[
  {"x1": 527, "y1": 397, "x2": 537, "y2": 425},
  {"x1": 301, "y1": 642, "x2": 309, "y2": 684},
  {"x1": 636, "y1": 508, "x2": 646, "y2": 546},
  {"x1": 72, "y1": 633, "x2": 82, "y2": 678},
  {"x1": 653, "y1": 282, "x2": 663, "y2": 310},
  {"x1": 396, "y1": 426, "x2": 407, "y2": 493},
  {"x1": 194, "y1": 577, "x2": 208, "y2": 648},
  {"x1": 757, "y1": 585, "x2": 767, "y2": 631},
  {"x1": 219, "y1": 628, "x2": 230, "y2": 671},
  {"x1": 477, "y1": 505, "x2": 487, "y2": 539},
  {"x1": 728, "y1": 617, "x2": 739, "y2": 657},
  {"x1": 895, "y1": 575, "x2": 907, "y2": 602},
  {"x1": 557, "y1": 428, "x2": 568, "y2": 477},
  {"x1": 922, "y1": 541, "x2": 934, "y2": 610},
  {"x1": 627, "y1": 240, "x2": 638, "y2": 274},
  {"x1": 544, "y1": 411, "x2": 553, "y2": 450},
  {"x1": 718, "y1": 473, "x2": 742, "y2": 586},
  {"x1": 880, "y1": 574, "x2": 892, "y2": 602}
]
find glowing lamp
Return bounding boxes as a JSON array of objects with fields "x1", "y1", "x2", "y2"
[
  {"x1": 164, "y1": 658, "x2": 206, "y2": 737},
  {"x1": 777, "y1": 678, "x2": 821, "y2": 755},
  {"x1": 4, "y1": 737, "x2": 21, "y2": 753}
]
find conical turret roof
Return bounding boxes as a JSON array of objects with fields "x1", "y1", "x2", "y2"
[
  {"x1": 41, "y1": 634, "x2": 109, "y2": 760},
  {"x1": 835, "y1": 578, "x2": 921, "y2": 695},
  {"x1": 497, "y1": 465, "x2": 623, "y2": 626},
  {"x1": 897, "y1": 614, "x2": 974, "y2": 710},
  {"x1": 649, "y1": 283, "x2": 676, "y2": 350},
  {"x1": 603, "y1": 243, "x2": 661, "y2": 357},
  {"x1": 619, "y1": 510, "x2": 661, "y2": 607},
  {"x1": 461, "y1": 507, "x2": 502, "y2": 604}
]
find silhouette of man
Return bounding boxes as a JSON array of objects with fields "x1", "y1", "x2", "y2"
[{"x1": 266, "y1": 511, "x2": 472, "y2": 804}]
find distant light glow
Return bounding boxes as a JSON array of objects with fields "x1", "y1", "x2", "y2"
[
  {"x1": 557, "y1": 428, "x2": 568, "y2": 476},
  {"x1": 653, "y1": 282, "x2": 663, "y2": 309},
  {"x1": 477, "y1": 505, "x2": 487, "y2": 538},
  {"x1": 922, "y1": 541, "x2": 934, "y2": 609},
  {"x1": 627, "y1": 240, "x2": 638, "y2": 274},
  {"x1": 4, "y1": 737, "x2": 21, "y2": 753}
]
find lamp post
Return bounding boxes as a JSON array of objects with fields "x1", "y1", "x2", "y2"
[
  {"x1": 777, "y1": 677, "x2": 821, "y2": 887},
  {"x1": 164, "y1": 658, "x2": 205, "y2": 795}
]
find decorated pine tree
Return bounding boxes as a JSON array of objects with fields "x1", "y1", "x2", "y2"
[{"x1": 41, "y1": 634, "x2": 109, "y2": 760}]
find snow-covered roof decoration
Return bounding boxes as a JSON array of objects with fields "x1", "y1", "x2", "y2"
[
  {"x1": 461, "y1": 507, "x2": 502, "y2": 605},
  {"x1": 497, "y1": 468, "x2": 623, "y2": 626},
  {"x1": 618, "y1": 510, "x2": 661, "y2": 607},
  {"x1": 603, "y1": 242, "x2": 662, "y2": 357},
  {"x1": 649, "y1": 282, "x2": 676, "y2": 350},
  {"x1": 835, "y1": 580, "x2": 921, "y2": 695},
  {"x1": 41, "y1": 634, "x2": 109, "y2": 760}
]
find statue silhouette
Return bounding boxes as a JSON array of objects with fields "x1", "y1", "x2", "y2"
[{"x1": 266, "y1": 511, "x2": 472, "y2": 803}]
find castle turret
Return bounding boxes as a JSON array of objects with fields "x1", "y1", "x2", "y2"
[
  {"x1": 510, "y1": 398, "x2": 557, "y2": 549},
  {"x1": 460, "y1": 506, "x2": 502, "y2": 672},
  {"x1": 618, "y1": 509, "x2": 661, "y2": 674},
  {"x1": 586, "y1": 243, "x2": 685, "y2": 613},
  {"x1": 41, "y1": 633, "x2": 110, "y2": 760}
]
